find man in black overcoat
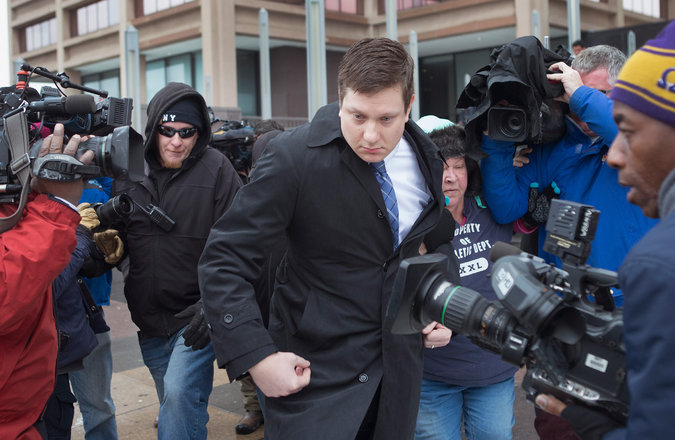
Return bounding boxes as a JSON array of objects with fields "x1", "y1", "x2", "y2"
[{"x1": 199, "y1": 38, "x2": 453, "y2": 440}]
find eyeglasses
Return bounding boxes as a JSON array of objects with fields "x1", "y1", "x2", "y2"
[{"x1": 157, "y1": 125, "x2": 198, "y2": 139}]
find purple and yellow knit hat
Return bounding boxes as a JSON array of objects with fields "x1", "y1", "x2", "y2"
[{"x1": 610, "y1": 20, "x2": 675, "y2": 127}]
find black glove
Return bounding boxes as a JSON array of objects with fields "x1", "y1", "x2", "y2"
[
  {"x1": 560, "y1": 404, "x2": 624, "y2": 440},
  {"x1": 175, "y1": 301, "x2": 211, "y2": 350},
  {"x1": 522, "y1": 181, "x2": 560, "y2": 227}
]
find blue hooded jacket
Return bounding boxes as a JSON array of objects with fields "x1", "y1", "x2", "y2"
[{"x1": 480, "y1": 86, "x2": 657, "y2": 305}]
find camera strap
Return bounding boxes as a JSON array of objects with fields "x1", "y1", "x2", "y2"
[{"x1": 0, "y1": 112, "x2": 32, "y2": 233}]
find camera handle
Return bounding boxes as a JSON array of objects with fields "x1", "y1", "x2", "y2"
[
  {"x1": 0, "y1": 112, "x2": 32, "y2": 233},
  {"x1": 563, "y1": 263, "x2": 619, "y2": 311}
]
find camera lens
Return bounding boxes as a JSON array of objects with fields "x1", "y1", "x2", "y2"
[
  {"x1": 94, "y1": 193, "x2": 134, "y2": 228},
  {"x1": 499, "y1": 112, "x2": 526, "y2": 138},
  {"x1": 487, "y1": 106, "x2": 528, "y2": 142}
]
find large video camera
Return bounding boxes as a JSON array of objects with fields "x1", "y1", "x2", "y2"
[
  {"x1": 0, "y1": 64, "x2": 144, "y2": 231},
  {"x1": 386, "y1": 199, "x2": 628, "y2": 423},
  {"x1": 210, "y1": 117, "x2": 254, "y2": 178}
]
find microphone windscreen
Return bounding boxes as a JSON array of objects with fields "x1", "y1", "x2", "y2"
[
  {"x1": 489, "y1": 241, "x2": 522, "y2": 262},
  {"x1": 64, "y1": 94, "x2": 96, "y2": 114}
]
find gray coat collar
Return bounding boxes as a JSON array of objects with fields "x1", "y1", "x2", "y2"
[{"x1": 658, "y1": 168, "x2": 675, "y2": 218}]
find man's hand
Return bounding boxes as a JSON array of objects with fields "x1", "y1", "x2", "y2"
[
  {"x1": 77, "y1": 202, "x2": 101, "y2": 230},
  {"x1": 30, "y1": 123, "x2": 95, "y2": 205},
  {"x1": 536, "y1": 394, "x2": 624, "y2": 439},
  {"x1": 249, "y1": 352, "x2": 311, "y2": 397},
  {"x1": 546, "y1": 62, "x2": 584, "y2": 103},
  {"x1": 535, "y1": 393, "x2": 567, "y2": 416},
  {"x1": 422, "y1": 321, "x2": 452, "y2": 349},
  {"x1": 175, "y1": 302, "x2": 211, "y2": 350},
  {"x1": 513, "y1": 147, "x2": 533, "y2": 168}
]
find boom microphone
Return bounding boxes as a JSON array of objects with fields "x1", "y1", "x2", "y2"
[{"x1": 28, "y1": 94, "x2": 96, "y2": 115}]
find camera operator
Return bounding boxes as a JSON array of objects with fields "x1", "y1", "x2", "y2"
[
  {"x1": 480, "y1": 45, "x2": 657, "y2": 308},
  {"x1": 535, "y1": 20, "x2": 675, "y2": 440},
  {"x1": 479, "y1": 43, "x2": 659, "y2": 439},
  {"x1": 0, "y1": 123, "x2": 94, "y2": 440},
  {"x1": 112, "y1": 82, "x2": 241, "y2": 439}
]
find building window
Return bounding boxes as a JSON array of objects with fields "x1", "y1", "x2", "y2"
[
  {"x1": 326, "y1": 0, "x2": 361, "y2": 14},
  {"x1": 377, "y1": 0, "x2": 439, "y2": 14},
  {"x1": 25, "y1": 18, "x2": 56, "y2": 51},
  {"x1": 623, "y1": 0, "x2": 660, "y2": 17},
  {"x1": 142, "y1": 0, "x2": 194, "y2": 15},
  {"x1": 397, "y1": 0, "x2": 438, "y2": 9},
  {"x1": 237, "y1": 50, "x2": 259, "y2": 117},
  {"x1": 76, "y1": 0, "x2": 120, "y2": 36},
  {"x1": 145, "y1": 51, "x2": 202, "y2": 101},
  {"x1": 82, "y1": 70, "x2": 121, "y2": 98}
]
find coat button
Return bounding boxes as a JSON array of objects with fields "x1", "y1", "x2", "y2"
[
  {"x1": 377, "y1": 209, "x2": 384, "y2": 219},
  {"x1": 358, "y1": 373, "x2": 368, "y2": 383},
  {"x1": 224, "y1": 314, "x2": 234, "y2": 324}
]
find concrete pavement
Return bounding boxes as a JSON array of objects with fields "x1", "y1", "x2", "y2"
[{"x1": 70, "y1": 270, "x2": 538, "y2": 439}]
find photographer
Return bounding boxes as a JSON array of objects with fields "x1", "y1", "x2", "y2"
[
  {"x1": 480, "y1": 45, "x2": 657, "y2": 308},
  {"x1": 0, "y1": 123, "x2": 94, "y2": 440},
  {"x1": 535, "y1": 20, "x2": 675, "y2": 440}
]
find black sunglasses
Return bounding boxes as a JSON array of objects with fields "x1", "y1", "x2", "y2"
[{"x1": 157, "y1": 125, "x2": 198, "y2": 139}]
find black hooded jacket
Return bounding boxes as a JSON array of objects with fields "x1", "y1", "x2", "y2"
[{"x1": 113, "y1": 82, "x2": 241, "y2": 337}]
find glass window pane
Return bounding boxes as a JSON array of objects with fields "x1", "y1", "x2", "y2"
[
  {"x1": 326, "y1": 0, "x2": 340, "y2": 11},
  {"x1": 78, "y1": 8, "x2": 87, "y2": 35},
  {"x1": 41, "y1": 21, "x2": 50, "y2": 47},
  {"x1": 146, "y1": 60, "x2": 167, "y2": 101},
  {"x1": 157, "y1": 0, "x2": 171, "y2": 11},
  {"x1": 144, "y1": 0, "x2": 156, "y2": 14},
  {"x1": 87, "y1": 4, "x2": 97, "y2": 33},
  {"x1": 166, "y1": 54, "x2": 191, "y2": 84},
  {"x1": 236, "y1": 50, "x2": 258, "y2": 116},
  {"x1": 26, "y1": 27, "x2": 34, "y2": 51},
  {"x1": 50, "y1": 18, "x2": 56, "y2": 44},
  {"x1": 194, "y1": 51, "x2": 203, "y2": 96},
  {"x1": 100, "y1": 75, "x2": 121, "y2": 98},
  {"x1": 98, "y1": 1, "x2": 107, "y2": 29},
  {"x1": 109, "y1": 0, "x2": 120, "y2": 25}
]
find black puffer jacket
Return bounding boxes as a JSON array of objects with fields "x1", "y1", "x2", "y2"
[{"x1": 114, "y1": 82, "x2": 241, "y2": 337}]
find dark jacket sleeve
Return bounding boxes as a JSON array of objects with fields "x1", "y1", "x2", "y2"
[
  {"x1": 211, "y1": 148, "x2": 243, "y2": 221},
  {"x1": 199, "y1": 136, "x2": 298, "y2": 379},
  {"x1": 607, "y1": 231, "x2": 675, "y2": 439}
]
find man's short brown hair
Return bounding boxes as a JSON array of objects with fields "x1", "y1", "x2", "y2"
[{"x1": 337, "y1": 38, "x2": 414, "y2": 108}]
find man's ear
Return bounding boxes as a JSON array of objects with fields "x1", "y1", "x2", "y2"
[{"x1": 406, "y1": 94, "x2": 415, "y2": 121}]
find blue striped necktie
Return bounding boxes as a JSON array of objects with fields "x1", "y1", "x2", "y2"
[{"x1": 370, "y1": 160, "x2": 399, "y2": 249}]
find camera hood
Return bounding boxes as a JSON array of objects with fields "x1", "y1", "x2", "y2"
[{"x1": 457, "y1": 36, "x2": 571, "y2": 159}]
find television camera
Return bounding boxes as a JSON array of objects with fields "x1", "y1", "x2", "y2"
[
  {"x1": 0, "y1": 64, "x2": 144, "y2": 232},
  {"x1": 386, "y1": 199, "x2": 628, "y2": 423},
  {"x1": 210, "y1": 116, "x2": 254, "y2": 179}
]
